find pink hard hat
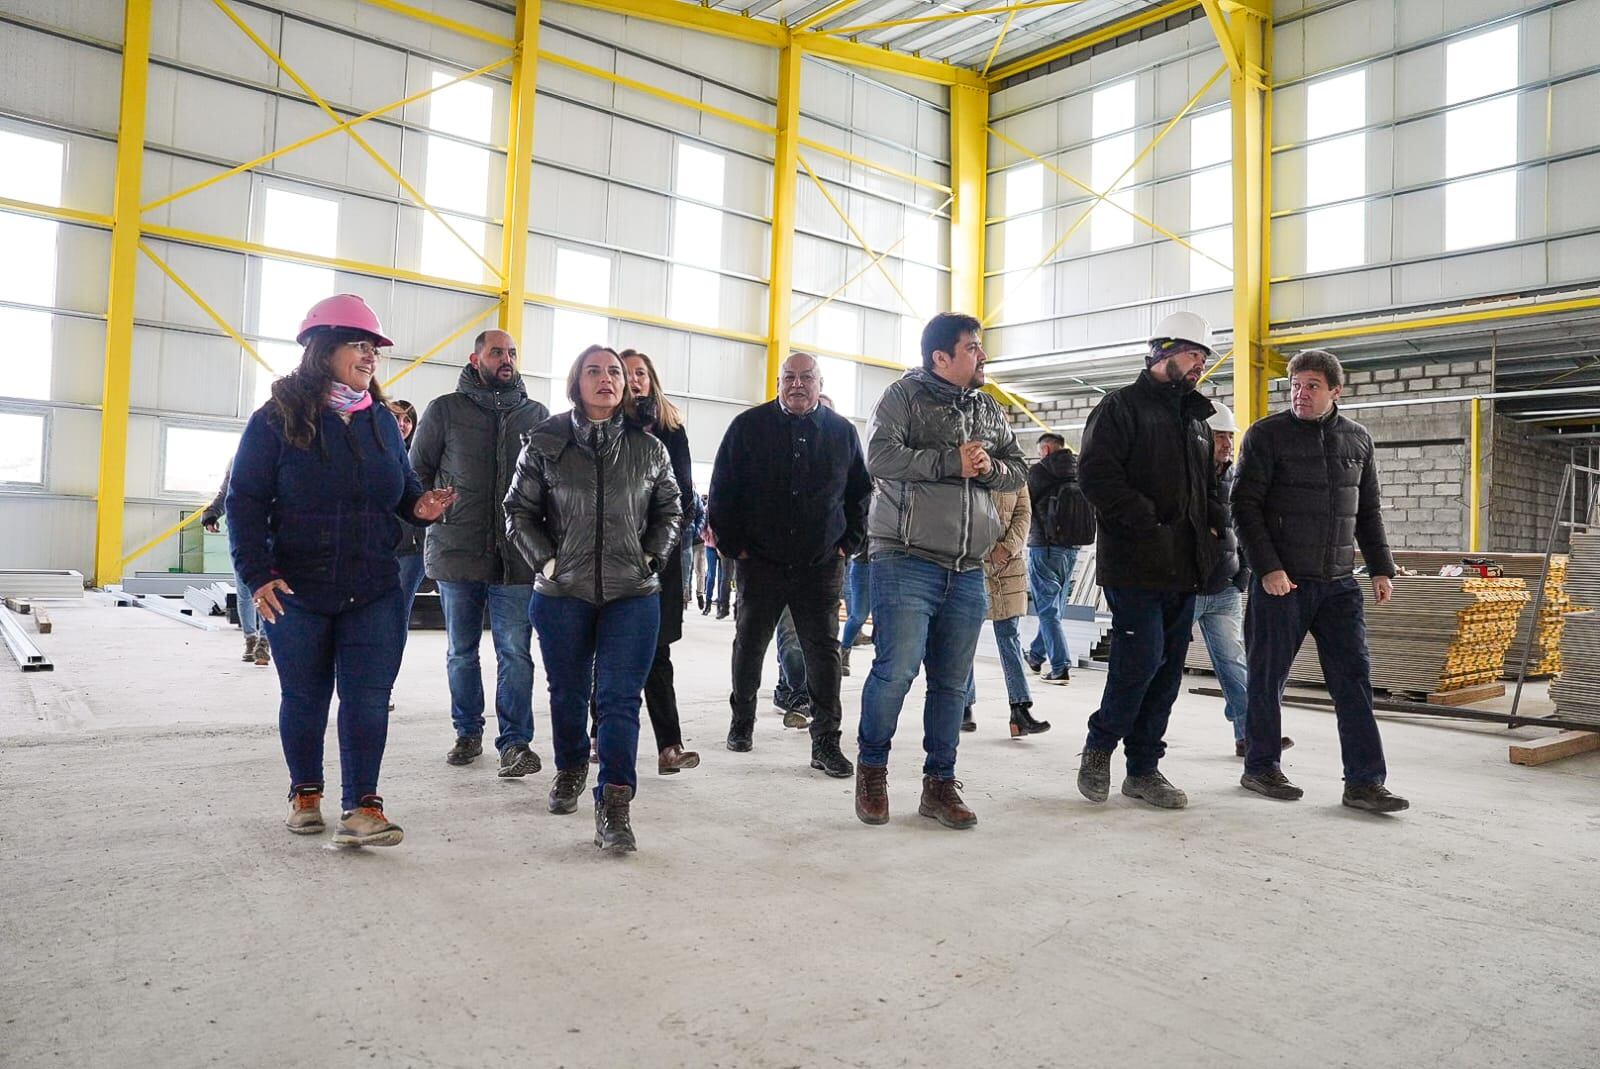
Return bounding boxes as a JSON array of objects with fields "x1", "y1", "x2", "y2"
[{"x1": 296, "y1": 293, "x2": 394, "y2": 348}]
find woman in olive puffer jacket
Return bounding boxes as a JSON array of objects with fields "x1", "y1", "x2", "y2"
[{"x1": 503, "y1": 345, "x2": 681, "y2": 854}]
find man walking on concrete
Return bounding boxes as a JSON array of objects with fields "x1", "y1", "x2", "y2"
[
  {"x1": 709, "y1": 352, "x2": 871, "y2": 777},
  {"x1": 1231, "y1": 349, "x2": 1409, "y2": 813},
  {"x1": 854, "y1": 313, "x2": 1028, "y2": 830},
  {"x1": 411, "y1": 330, "x2": 549, "y2": 776},
  {"x1": 1076, "y1": 311, "x2": 1223, "y2": 810},
  {"x1": 1024, "y1": 433, "x2": 1096, "y2": 684}
]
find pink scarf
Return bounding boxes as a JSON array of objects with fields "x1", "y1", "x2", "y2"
[{"x1": 328, "y1": 381, "x2": 374, "y2": 414}]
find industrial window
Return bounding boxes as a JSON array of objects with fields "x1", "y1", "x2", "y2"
[
  {"x1": 422, "y1": 71, "x2": 493, "y2": 282},
  {"x1": 816, "y1": 304, "x2": 860, "y2": 418},
  {"x1": 0, "y1": 129, "x2": 65, "y2": 401},
  {"x1": 255, "y1": 188, "x2": 338, "y2": 408},
  {"x1": 1188, "y1": 111, "x2": 1232, "y2": 290},
  {"x1": 1091, "y1": 80, "x2": 1137, "y2": 250},
  {"x1": 669, "y1": 142, "x2": 727, "y2": 328},
  {"x1": 1188, "y1": 226, "x2": 1233, "y2": 292},
  {"x1": 161, "y1": 425, "x2": 240, "y2": 497},
  {"x1": 1444, "y1": 26, "x2": 1518, "y2": 250},
  {"x1": 1002, "y1": 164, "x2": 1044, "y2": 322},
  {"x1": 0, "y1": 410, "x2": 46, "y2": 485},
  {"x1": 551, "y1": 247, "x2": 611, "y2": 411},
  {"x1": 1304, "y1": 69, "x2": 1366, "y2": 272}
]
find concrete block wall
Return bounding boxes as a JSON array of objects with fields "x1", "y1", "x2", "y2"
[{"x1": 1489, "y1": 417, "x2": 1572, "y2": 553}]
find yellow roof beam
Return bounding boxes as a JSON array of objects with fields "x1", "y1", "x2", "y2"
[{"x1": 987, "y1": 0, "x2": 1197, "y2": 83}]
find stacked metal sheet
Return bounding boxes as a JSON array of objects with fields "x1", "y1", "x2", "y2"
[
  {"x1": 1567, "y1": 532, "x2": 1600, "y2": 609},
  {"x1": 0, "y1": 570, "x2": 85, "y2": 599},
  {"x1": 1550, "y1": 611, "x2": 1600, "y2": 726}
]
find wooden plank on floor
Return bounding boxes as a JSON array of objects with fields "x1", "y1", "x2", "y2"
[
  {"x1": 1509, "y1": 731, "x2": 1600, "y2": 766},
  {"x1": 1427, "y1": 682, "x2": 1506, "y2": 706},
  {"x1": 3, "y1": 597, "x2": 30, "y2": 614},
  {"x1": 32, "y1": 608, "x2": 51, "y2": 635}
]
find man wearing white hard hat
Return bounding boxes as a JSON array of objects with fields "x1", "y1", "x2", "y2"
[{"x1": 1074, "y1": 310, "x2": 1224, "y2": 810}]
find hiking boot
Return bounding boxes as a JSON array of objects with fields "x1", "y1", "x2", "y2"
[
  {"x1": 332, "y1": 796, "x2": 403, "y2": 847},
  {"x1": 1040, "y1": 667, "x2": 1070, "y2": 686},
  {"x1": 285, "y1": 785, "x2": 325, "y2": 835},
  {"x1": 1008, "y1": 702, "x2": 1051, "y2": 737},
  {"x1": 657, "y1": 744, "x2": 700, "y2": 775},
  {"x1": 727, "y1": 718, "x2": 754, "y2": 752},
  {"x1": 1023, "y1": 651, "x2": 1044, "y2": 673},
  {"x1": 781, "y1": 706, "x2": 812, "y2": 730},
  {"x1": 855, "y1": 764, "x2": 889, "y2": 825},
  {"x1": 446, "y1": 734, "x2": 482, "y2": 766},
  {"x1": 498, "y1": 742, "x2": 541, "y2": 778},
  {"x1": 696, "y1": 593, "x2": 706, "y2": 612},
  {"x1": 919, "y1": 776, "x2": 977, "y2": 830},
  {"x1": 254, "y1": 637, "x2": 271, "y2": 667},
  {"x1": 810, "y1": 737, "x2": 854, "y2": 778},
  {"x1": 1235, "y1": 737, "x2": 1295, "y2": 758},
  {"x1": 961, "y1": 705, "x2": 976, "y2": 732},
  {"x1": 548, "y1": 763, "x2": 589, "y2": 814},
  {"x1": 1121, "y1": 771, "x2": 1188, "y2": 809},
  {"x1": 1241, "y1": 768, "x2": 1304, "y2": 801},
  {"x1": 1343, "y1": 783, "x2": 1410, "y2": 814},
  {"x1": 242, "y1": 635, "x2": 258, "y2": 662},
  {"x1": 593, "y1": 784, "x2": 636, "y2": 853},
  {"x1": 1077, "y1": 749, "x2": 1112, "y2": 802},
  {"x1": 715, "y1": 606, "x2": 730, "y2": 620},
  {"x1": 840, "y1": 648, "x2": 851, "y2": 677}
]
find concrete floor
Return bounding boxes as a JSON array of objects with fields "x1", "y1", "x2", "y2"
[{"x1": 2, "y1": 595, "x2": 1598, "y2": 1069}]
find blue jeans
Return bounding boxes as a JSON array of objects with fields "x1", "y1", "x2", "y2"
[
  {"x1": 774, "y1": 608, "x2": 809, "y2": 709},
  {"x1": 1194, "y1": 588, "x2": 1248, "y2": 741},
  {"x1": 266, "y1": 587, "x2": 404, "y2": 809},
  {"x1": 1027, "y1": 546, "x2": 1078, "y2": 671},
  {"x1": 858, "y1": 553, "x2": 988, "y2": 778},
  {"x1": 235, "y1": 566, "x2": 261, "y2": 638},
  {"x1": 397, "y1": 553, "x2": 426, "y2": 633},
  {"x1": 438, "y1": 580, "x2": 535, "y2": 752},
  {"x1": 840, "y1": 558, "x2": 872, "y2": 648},
  {"x1": 966, "y1": 616, "x2": 1033, "y2": 707},
  {"x1": 704, "y1": 547, "x2": 729, "y2": 609},
  {"x1": 1084, "y1": 587, "x2": 1196, "y2": 776},
  {"x1": 532, "y1": 592, "x2": 659, "y2": 800},
  {"x1": 1244, "y1": 576, "x2": 1387, "y2": 785}
]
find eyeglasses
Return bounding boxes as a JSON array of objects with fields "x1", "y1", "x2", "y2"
[{"x1": 344, "y1": 341, "x2": 383, "y2": 357}]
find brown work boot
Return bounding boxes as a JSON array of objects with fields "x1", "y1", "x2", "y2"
[
  {"x1": 242, "y1": 635, "x2": 257, "y2": 662},
  {"x1": 657, "y1": 744, "x2": 700, "y2": 775},
  {"x1": 918, "y1": 776, "x2": 978, "y2": 829},
  {"x1": 854, "y1": 764, "x2": 889, "y2": 825},
  {"x1": 254, "y1": 636, "x2": 271, "y2": 667}
]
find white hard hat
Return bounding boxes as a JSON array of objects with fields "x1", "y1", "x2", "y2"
[
  {"x1": 1207, "y1": 400, "x2": 1238, "y2": 433},
  {"x1": 1151, "y1": 310, "x2": 1214, "y2": 355}
]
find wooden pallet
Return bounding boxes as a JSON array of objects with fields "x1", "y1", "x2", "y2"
[{"x1": 1426, "y1": 683, "x2": 1506, "y2": 706}]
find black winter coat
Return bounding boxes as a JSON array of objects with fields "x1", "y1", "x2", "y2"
[
  {"x1": 1231, "y1": 407, "x2": 1396, "y2": 583},
  {"x1": 410, "y1": 366, "x2": 549, "y2": 584},
  {"x1": 1026, "y1": 448, "x2": 1096, "y2": 548},
  {"x1": 1078, "y1": 371, "x2": 1223, "y2": 592},
  {"x1": 649, "y1": 421, "x2": 694, "y2": 645},
  {"x1": 1202, "y1": 463, "x2": 1247, "y2": 595}
]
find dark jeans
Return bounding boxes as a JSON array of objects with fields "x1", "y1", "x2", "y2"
[
  {"x1": 839, "y1": 557, "x2": 872, "y2": 648},
  {"x1": 730, "y1": 555, "x2": 846, "y2": 741},
  {"x1": 532, "y1": 592, "x2": 659, "y2": 800},
  {"x1": 1244, "y1": 576, "x2": 1387, "y2": 785},
  {"x1": 642, "y1": 643, "x2": 683, "y2": 751},
  {"x1": 438, "y1": 580, "x2": 535, "y2": 752},
  {"x1": 774, "y1": 608, "x2": 809, "y2": 710},
  {"x1": 266, "y1": 587, "x2": 404, "y2": 809},
  {"x1": 397, "y1": 552, "x2": 425, "y2": 633},
  {"x1": 1084, "y1": 587, "x2": 1196, "y2": 776}
]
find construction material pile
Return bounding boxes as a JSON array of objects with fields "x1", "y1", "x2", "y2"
[
  {"x1": 1567, "y1": 532, "x2": 1600, "y2": 610},
  {"x1": 1550, "y1": 611, "x2": 1600, "y2": 726},
  {"x1": 1380, "y1": 551, "x2": 1570, "y2": 676}
]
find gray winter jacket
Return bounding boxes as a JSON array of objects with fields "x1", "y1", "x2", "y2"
[
  {"x1": 410, "y1": 365, "x2": 549, "y2": 584},
  {"x1": 503, "y1": 411, "x2": 682, "y2": 606},
  {"x1": 866, "y1": 368, "x2": 1028, "y2": 572}
]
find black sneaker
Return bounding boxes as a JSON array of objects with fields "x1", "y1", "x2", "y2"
[
  {"x1": 498, "y1": 742, "x2": 541, "y2": 778},
  {"x1": 727, "y1": 719, "x2": 754, "y2": 752},
  {"x1": 1077, "y1": 749, "x2": 1112, "y2": 803},
  {"x1": 961, "y1": 705, "x2": 976, "y2": 732},
  {"x1": 1343, "y1": 783, "x2": 1410, "y2": 814},
  {"x1": 446, "y1": 734, "x2": 483, "y2": 766},
  {"x1": 1241, "y1": 768, "x2": 1304, "y2": 801},
  {"x1": 593, "y1": 784, "x2": 637, "y2": 853},
  {"x1": 1023, "y1": 651, "x2": 1044, "y2": 673},
  {"x1": 548, "y1": 763, "x2": 589, "y2": 814},
  {"x1": 810, "y1": 737, "x2": 854, "y2": 778},
  {"x1": 1121, "y1": 770, "x2": 1188, "y2": 809}
]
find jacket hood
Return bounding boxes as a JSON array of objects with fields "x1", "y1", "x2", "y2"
[
  {"x1": 457, "y1": 362, "x2": 530, "y2": 411},
  {"x1": 905, "y1": 366, "x2": 976, "y2": 402}
]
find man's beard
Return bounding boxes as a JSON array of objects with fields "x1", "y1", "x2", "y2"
[{"x1": 1162, "y1": 357, "x2": 1200, "y2": 393}]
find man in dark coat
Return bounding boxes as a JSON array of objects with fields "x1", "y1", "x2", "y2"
[
  {"x1": 1231, "y1": 348, "x2": 1409, "y2": 814},
  {"x1": 1024, "y1": 433, "x2": 1096, "y2": 683},
  {"x1": 1076, "y1": 311, "x2": 1223, "y2": 811},
  {"x1": 410, "y1": 330, "x2": 549, "y2": 775}
]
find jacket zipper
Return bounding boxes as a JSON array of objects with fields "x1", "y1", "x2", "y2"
[
  {"x1": 594, "y1": 430, "x2": 606, "y2": 605},
  {"x1": 955, "y1": 404, "x2": 972, "y2": 570},
  {"x1": 493, "y1": 407, "x2": 506, "y2": 582}
]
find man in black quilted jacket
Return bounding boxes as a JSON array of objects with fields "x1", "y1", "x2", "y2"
[{"x1": 1231, "y1": 348, "x2": 1410, "y2": 814}]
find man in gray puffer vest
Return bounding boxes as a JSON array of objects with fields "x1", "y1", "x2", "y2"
[
  {"x1": 853, "y1": 313, "x2": 1028, "y2": 832},
  {"x1": 410, "y1": 330, "x2": 549, "y2": 775}
]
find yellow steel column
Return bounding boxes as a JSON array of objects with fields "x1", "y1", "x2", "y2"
[
  {"x1": 95, "y1": 0, "x2": 153, "y2": 588},
  {"x1": 949, "y1": 83, "x2": 989, "y2": 321},
  {"x1": 1469, "y1": 396, "x2": 1483, "y2": 551},
  {"x1": 765, "y1": 42, "x2": 802, "y2": 397},
  {"x1": 1220, "y1": 1, "x2": 1272, "y2": 430},
  {"x1": 499, "y1": 0, "x2": 542, "y2": 334}
]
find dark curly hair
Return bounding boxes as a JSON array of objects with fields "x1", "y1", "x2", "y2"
[{"x1": 268, "y1": 327, "x2": 390, "y2": 450}]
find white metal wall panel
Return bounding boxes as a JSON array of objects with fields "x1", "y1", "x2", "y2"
[{"x1": 0, "y1": 22, "x2": 121, "y2": 131}]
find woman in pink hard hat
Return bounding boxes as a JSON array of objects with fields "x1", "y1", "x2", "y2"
[{"x1": 226, "y1": 294, "x2": 456, "y2": 846}]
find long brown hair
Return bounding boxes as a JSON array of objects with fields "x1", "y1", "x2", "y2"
[
  {"x1": 619, "y1": 348, "x2": 682, "y2": 432},
  {"x1": 564, "y1": 344, "x2": 634, "y2": 420},
  {"x1": 268, "y1": 328, "x2": 390, "y2": 450}
]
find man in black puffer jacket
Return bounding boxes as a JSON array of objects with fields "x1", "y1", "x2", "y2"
[
  {"x1": 1232, "y1": 348, "x2": 1409, "y2": 814},
  {"x1": 410, "y1": 331, "x2": 549, "y2": 775},
  {"x1": 1076, "y1": 311, "x2": 1224, "y2": 811}
]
